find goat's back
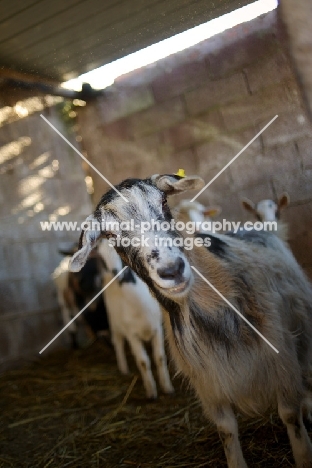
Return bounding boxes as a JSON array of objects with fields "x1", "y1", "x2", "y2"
[{"x1": 166, "y1": 231, "x2": 312, "y2": 415}]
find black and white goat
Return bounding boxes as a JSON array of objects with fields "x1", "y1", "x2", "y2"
[
  {"x1": 52, "y1": 249, "x2": 109, "y2": 348},
  {"x1": 98, "y1": 240, "x2": 174, "y2": 398},
  {"x1": 70, "y1": 174, "x2": 312, "y2": 468}
]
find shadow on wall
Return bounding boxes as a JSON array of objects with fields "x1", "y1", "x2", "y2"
[{"x1": 0, "y1": 92, "x2": 93, "y2": 370}]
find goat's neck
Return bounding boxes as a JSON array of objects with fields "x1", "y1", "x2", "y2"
[{"x1": 148, "y1": 244, "x2": 234, "y2": 317}]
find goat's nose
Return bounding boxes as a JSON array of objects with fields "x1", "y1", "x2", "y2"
[{"x1": 157, "y1": 257, "x2": 185, "y2": 280}]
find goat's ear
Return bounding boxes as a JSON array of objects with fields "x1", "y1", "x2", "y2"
[
  {"x1": 278, "y1": 192, "x2": 290, "y2": 210},
  {"x1": 69, "y1": 215, "x2": 101, "y2": 272},
  {"x1": 203, "y1": 206, "x2": 222, "y2": 217},
  {"x1": 241, "y1": 198, "x2": 256, "y2": 214},
  {"x1": 151, "y1": 174, "x2": 204, "y2": 195}
]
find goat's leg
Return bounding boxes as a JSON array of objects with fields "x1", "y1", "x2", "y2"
[
  {"x1": 151, "y1": 328, "x2": 174, "y2": 394},
  {"x1": 60, "y1": 292, "x2": 79, "y2": 349},
  {"x1": 128, "y1": 336, "x2": 157, "y2": 399},
  {"x1": 278, "y1": 400, "x2": 312, "y2": 468},
  {"x1": 201, "y1": 401, "x2": 247, "y2": 468},
  {"x1": 277, "y1": 347, "x2": 312, "y2": 467},
  {"x1": 111, "y1": 332, "x2": 129, "y2": 375}
]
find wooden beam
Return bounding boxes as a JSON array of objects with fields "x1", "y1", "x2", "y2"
[{"x1": 0, "y1": 66, "x2": 60, "y2": 86}]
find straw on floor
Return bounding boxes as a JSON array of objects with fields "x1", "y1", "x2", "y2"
[{"x1": 0, "y1": 340, "x2": 300, "y2": 467}]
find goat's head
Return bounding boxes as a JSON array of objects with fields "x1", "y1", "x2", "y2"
[
  {"x1": 69, "y1": 174, "x2": 204, "y2": 299},
  {"x1": 241, "y1": 193, "x2": 290, "y2": 222},
  {"x1": 173, "y1": 199, "x2": 221, "y2": 232}
]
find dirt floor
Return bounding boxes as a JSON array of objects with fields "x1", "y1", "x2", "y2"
[{"x1": 0, "y1": 339, "x2": 303, "y2": 467}]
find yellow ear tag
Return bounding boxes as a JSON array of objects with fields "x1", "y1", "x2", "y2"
[{"x1": 175, "y1": 168, "x2": 186, "y2": 178}]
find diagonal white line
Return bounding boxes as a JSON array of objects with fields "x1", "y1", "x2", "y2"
[
  {"x1": 191, "y1": 115, "x2": 278, "y2": 202},
  {"x1": 191, "y1": 266, "x2": 279, "y2": 354},
  {"x1": 39, "y1": 266, "x2": 128, "y2": 354},
  {"x1": 40, "y1": 114, "x2": 128, "y2": 202}
]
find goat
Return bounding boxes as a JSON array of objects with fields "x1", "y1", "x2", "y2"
[
  {"x1": 241, "y1": 193, "x2": 290, "y2": 222},
  {"x1": 52, "y1": 249, "x2": 109, "y2": 348},
  {"x1": 98, "y1": 240, "x2": 174, "y2": 399},
  {"x1": 173, "y1": 199, "x2": 221, "y2": 233},
  {"x1": 70, "y1": 174, "x2": 312, "y2": 468}
]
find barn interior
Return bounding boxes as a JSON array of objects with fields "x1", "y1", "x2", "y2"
[{"x1": 0, "y1": 0, "x2": 312, "y2": 466}]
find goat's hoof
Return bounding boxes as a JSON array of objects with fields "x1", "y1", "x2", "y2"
[{"x1": 146, "y1": 390, "x2": 158, "y2": 400}]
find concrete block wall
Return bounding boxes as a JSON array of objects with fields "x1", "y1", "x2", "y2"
[
  {"x1": 77, "y1": 10, "x2": 312, "y2": 278},
  {"x1": 0, "y1": 91, "x2": 93, "y2": 370}
]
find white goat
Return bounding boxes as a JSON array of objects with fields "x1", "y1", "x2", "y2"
[
  {"x1": 173, "y1": 199, "x2": 221, "y2": 233},
  {"x1": 241, "y1": 193, "x2": 290, "y2": 222},
  {"x1": 70, "y1": 173, "x2": 312, "y2": 468},
  {"x1": 98, "y1": 240, "x2": 174, "y2": 399}
]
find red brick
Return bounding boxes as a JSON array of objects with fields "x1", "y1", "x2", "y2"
[
  {"x1": 167, "y1": 148, "x2": 199, "y2": 177},
  {"x1": 208, "y1": 189, "x2": 243, "y2": 223},
  {"x1": 196, "y1": 161, "x2": 232, "y2": 200},
  {"x1": 92, "y1": 136, "x2": 161, "y2": 184},
  {"x1": 185, "y1": 73, "x2": 248, "y2": 116},
  {"x1": 133, "y1": 134, "x2": 176, "y2": 176},
  {"x1": 289, "y1": 232, "x2": 312, "y2": 266},
  {"x1": 282, "y1": 203, "x2": 312, "y2": 240},
  {"x1": 135, "y1": 133, "x2": 162, "y2": 156},
  {"x1": 196, "y1": 128, "x2": 261, "y2": 180},
  {"x1": 129, "y1": 97, "x2": 186, "y2": 137},
  {"x1": 244, "y1": 49, "x2": 294, "y2": 94},
  {"x1": 231, "y1": 142, "x2": 301, "y2": 190},
  {"x1": 97, "y1": 86, "x2": 154, "y2": 124},
  {"x1": 260, "y1": 112, "x2": 312, "y2": 147},
  {"x1": 296, "y1": 136, "x2": 312, "y2": 169},
  {"x1": 152, "y1": 60, "x2": 208, "y2": 102},
  {"x1": 162, "y1": 109, "x2": 224, "y2": 151},
  {"x1": 273, "y1": 168, "x2": 312, "y2": 203},
  {"x1": 102, "y1": 118, "x2": 133, "y2": 140},
  {"x1": 207, "y1": 11, "x2": 279, "y2": 79},
  {"x1": 197, "y1": 140, "x2": 234, "y2": 173},
  {"x1": 221, "y1": 82, "x2": 302, "y2": 132}
]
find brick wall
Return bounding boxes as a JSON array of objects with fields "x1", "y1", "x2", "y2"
[
  {"x1": 77, "y1": 10, "x2": 312, "y2": 278},
  {"x1": 0, "y1": 90, "x2": 93, "y2": 370}
]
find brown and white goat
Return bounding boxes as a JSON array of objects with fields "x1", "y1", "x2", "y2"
[{"x1": 70, "y1": 174, "x2": 312, "y2": 468}]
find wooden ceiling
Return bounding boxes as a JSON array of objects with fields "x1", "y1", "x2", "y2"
[{"x1": 0, "y1": 0, "x2": 252, "y2": 84}]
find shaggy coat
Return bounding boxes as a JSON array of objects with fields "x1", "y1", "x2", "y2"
[{"x1": 70, "y1": 174, "x2": 312, "y2": 468}]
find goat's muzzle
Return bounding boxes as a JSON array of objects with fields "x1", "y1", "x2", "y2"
[
  {"x1": 155, "y1": 257, "x2": 191, "y2": 298},
  {"x1": 157, "y1": 257, "x2": 185, "y2": 280}
]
